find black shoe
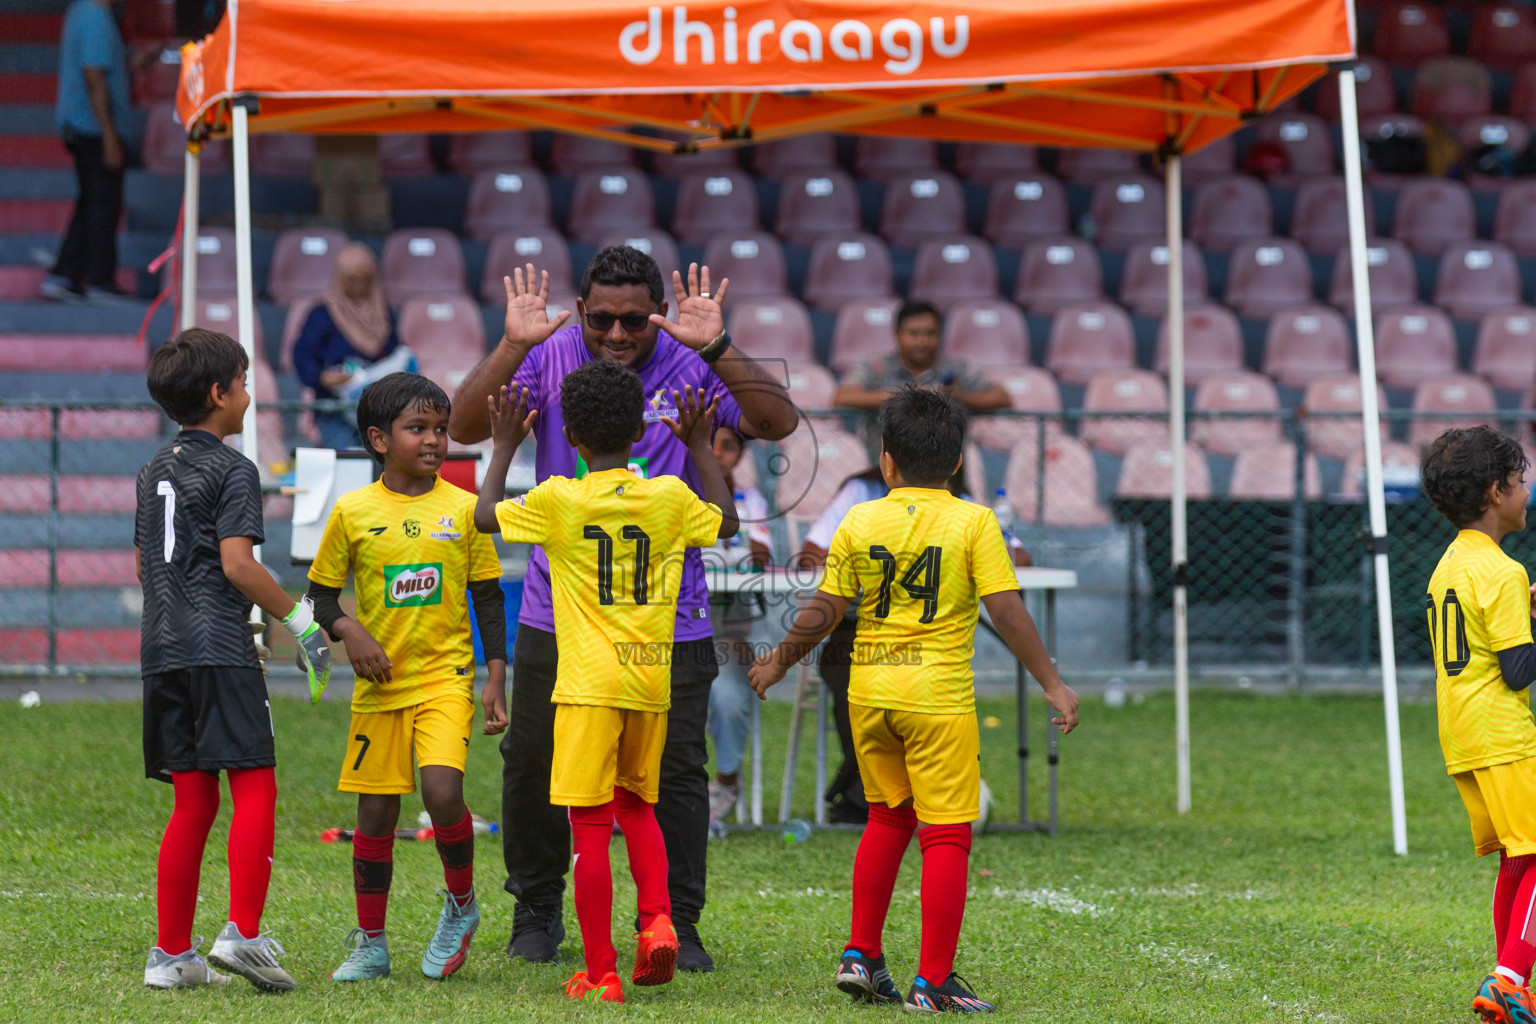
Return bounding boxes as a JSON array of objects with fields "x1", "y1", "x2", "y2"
[
  {"x1": 506, "y1": 901, "x2": 565, "y2": 963},
  {"x1": 835, "y1": 948, "x2": 902, "y2": 1004},
  {"x1": 827, "y1": 797, "x2": 869, "y2": 825},
  {"x1": 675, "y1": 920, "x2": 714, "y2": 973},
  {"x1": 905, "y1": 972, "x2": 996, "y2": 1013}
]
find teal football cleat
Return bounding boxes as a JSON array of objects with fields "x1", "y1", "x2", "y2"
[
  {"x1": 1475, "y1": 971, "x2": 1536, "y2": 1024},
  {"x1": 835, "y1": 948, "x2": 902, "y2": 1005},
  {"x1": 331, "y1": 928, "x2": 391, "y2": 982},
  {"x1": 421, "y1": 889, "x2": 479, "y2": 979}
]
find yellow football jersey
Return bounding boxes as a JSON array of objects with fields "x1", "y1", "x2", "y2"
[
  {"x1": 822, "y1": 486, "x2": 1018, "y2": 714},
  {"x1": 1427, "y1": 529, "x2": 1536, "y2": 774},
  {"x1": 496, "y1": 468, "x2": 722, "y2": 713},
  {"x1": 309, "y1": 477, "x2": 503, "y2": 713}
]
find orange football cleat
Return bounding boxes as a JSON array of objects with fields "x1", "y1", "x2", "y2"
[
  {"x1": 631, "y1": 914, "x2": 679, "y2": 986},
  {"x1": 1475, "y1": 972, "x2": 1536, "y2": 1024},
  {"x1": 564, "y1": 970, "x2": 624, "y2": 1003}
]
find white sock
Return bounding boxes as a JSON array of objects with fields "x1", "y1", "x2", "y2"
[{"x1": 1495, "y1": 965, "x2": 1526, "y2": 987}]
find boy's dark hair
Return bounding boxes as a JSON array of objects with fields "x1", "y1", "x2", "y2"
[
  {"x1": 356, "y1": 372, "x2": 451, "y2": 464},
  {"x1": 879, "y1": 385, "x2": 967, "y2": 485},
  {"x1": 580, "y1": 245, "x2": 665, "y2": 305},
  {"x1": 146, "y1": 327, "x2": 249, "y2": 426},
  {"x1": 895, "y1": 300, "x2": 941, "y2": 331},
  {"x1": 1421, "y1": 426, "x2": 1530, "y2": 528},
  {"x1": 561, "y1": 360, "x2": 644, "y2": 457}
]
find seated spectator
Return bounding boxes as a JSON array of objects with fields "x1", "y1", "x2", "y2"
[{"x1": 832, "y1": 300, "x2": 1009, "y2": 414}]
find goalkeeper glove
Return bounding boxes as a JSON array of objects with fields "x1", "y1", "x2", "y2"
[{"x1": 281, "y1": 598, "x2": 332, "y2": 703}]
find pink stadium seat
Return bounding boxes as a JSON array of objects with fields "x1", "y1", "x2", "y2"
[
  {"x1": 783, "y1": 362, "x2": 838, "y2": 420},
  {"x1": 0, "y1": 476, "x2": 49, "y2": 513},
  {"x1": 447, "y1": 132, "x2": 533, "y2": 174},
  {"x1": 909, "y1": 235, "x2": 999, "y2": 313},
  {"x1": 1088, "y1": 174, "x2": 1166, "y2": 252},
  {"x1": 954, "y1": 143, "x2": 1039, "y2": 184},
  {"x1": 1014, "y1": 237, "x2": 1104, "y2": 315},
  {"x1": 1328, "y1": 238, "x2": 1418, "y2": 314},
  {"x1": 1511, "y1": 63, "x2": 1536, "y2": 126},
  {"x1": 942, "y1": 299, "x2": 1029, "y2": 368},
  {"x1": 1340, "y1": 440, "x2": 1421, "y2": 497},
  {"x1": 1227, "y1": 442, "x2": 1322, "y2": 500},
  {"x1": 249, "y1": 134, "x2": 314, "y2": 178},
  {"x1": 464, "y1": 167, "x2": 553, "y2": 241},
  {"x1": 1470, "y1": 5, "x2": 1536, "y2": 69},
  {"x1": 774, "y1": 171, "x2": 863, "y2": 247},
  {"x1": 0, "y1": 549, "x2": 48, "y2": 588},
  {"x1": 701, "y1": 231, "x2": 787, "y2": 299},
  {"x1": 1392, "y1": 178, "x2": 1475, "y2": 256},
  {"x1": 1079, "y1": 369, "x2": 1169, "y2": 455},
  {"x1": 142, "y1": 106, "x2": 229, "y2": 175},
  {"x1": 398, "y1": 295, "x2": 486, "y2": 366},
  {"x1": 1224, "y1": 237, "x2": 1314, "y2": 318},
  {"x1": 1119, "y1": 240, "x2": 1208, "y2": 317},
  {"x1": 752, "y1": 136, "x2": 838, "y2": 180},
  {"x1": 830, "y1": 298, "x2": 901, "y2": 376},
  {"x1": 1374, "y1": 2, "x2": 1451, "y2": 67},
  {"x1": 180, "y1": 227, "x2": 238, "y2": 295},
  {"x1": 1191, "y1": 371, "x2": 1282, "y2": 456},
  {"x1": 1493, "y1": 182, "x2": 1536, "y2": 258},
  {"x1": 973, "y1": 366, "x2": 1065, "y2": 454},
  {"x1": 378, "y1": 134, "x2": 435, "y2": 178},
  {"x1": 879, "y1": 171, "x2": 967, "y2": 248},
  {"x1": 595, "y1": 229, "x2": 680, "y2": 287},
  {"x1": 1154, "y1": 304, "x2": 1244, "y2": 382},
  {"x1": 1263, "y1": 305, "x2": 1354, "y2": 388},
  {"x1": 802, "y1": 232, "x2": 894, "y2": 312},
  {"x1": 1116, "y1": 442, "x2": 1214, "y2": 500},
  {"x1": 480, "y1": 229, "x2": 573, "y2": 306},
  {"x1": 777, "y1": 423, "x2": 872, "y2": 525},
  {"x1": 1410, "y1": 56, "x2": 1493, "y2": 129},
  {"x1": 1375, "y1": 305, "x2": 1459, "y2": 388},
  {"x1": 1254, "y1": 113, "x2": 1336, "y2": 179},
  {"x1": 56, "y1": 549, "x2": 139, "y2": 587},
  {"x1": 651, "y1": 146, "x2": 740, "y2": 180},
  {"x1": 194, "y1": 295, "x2": 265, "y2": 352},
  {"x1": 1178, "y1": 135, "x2": 1237, "y2": 184},
  {"x1": 268, "y1": 228, "x2": 347, "y2": 305},
  {"x1": 60, "y1": 408, "x2": 160, "y2": 439},
  {"x1": 0, "y1": 409, "x2": 50, "y2": 439},
  {"x1": 550, "y1": 134, "x2": 637, "y2": 176},
  {"x1": 853, "y1": 137, "x2": 938, "y2": 182},
  {"x1": 1303, "y1": 374, "x2": 1390, "y2": 460},
  {"x1": 0, "y1": 333, "x2": 144, "y2": 372},
  {"x1": 1473, "y1": 307, "x2": 1536, "y2": 390},
  {"x1": 1045, "y1": 301, "x2": 1136, "y2": 385},
  {"x1": 1315, "y1": 57, "x2": 1395, "y2": 121},
  {"x1": 1433, "y1": 241, "x2": 1522, "y2": 321},
  {"x1": 671, "y1": 170, "x2": 760, "y2": 246},
  {"x1": 1409, "y1": 374, "x2": 1500, "y2": 447},
  {"x1": 726, "y1": 296, "x2": 816, "y2": 363},
  {"x1": 57, "y1": 475, "x2": 137, "y2": 514},
  {"x1": 1055, "y1": 148, "x2": 1140, "y2": 187},
  {"x1": 982, "y1": 174, "x2": 1071, "y2": 250},
  {"x1": 1291, "y1": 177, "x2": 1378, "y2": 255},
  {"x1": 381, "y1": 229, "x2": 467, "y2": 301},
  {"x1": 567, "y1": 168, "x2": 656, "y2": 244},
  {"x1": 1003, "y1": 435, "x2": 1111, "y2": 527},
  {"x1": 1190, "y1": 175, "x2": 1274, "y2": 255}
]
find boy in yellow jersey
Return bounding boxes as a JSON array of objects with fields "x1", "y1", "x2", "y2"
[
  {"x1": 474, "y1": 361, "x2": 736, "y2": 1004},
  {"x1": 305, "y1": 373, "x2": 509, "y2": 983},
  {"x1": 1421, "y1": 426, "x2": 1536, "y2": 1024},
  {"x1": 750, "y1": 386, "x2": 1079, "y2": 1015}
]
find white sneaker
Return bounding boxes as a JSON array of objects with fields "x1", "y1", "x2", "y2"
[
  {"x1": 144, "y1": 943, "x2": 230, "y2": 989},
  {"x1": 38, "y1": 275, "x2": 83, "y2": 303},
  {"x1": 707, "y1": 780, "x2": 740, "y2": 830},
  {"x1": 207, "y1": 921, "x2": 297, "y2": 992},
  {"x1": 972, "y1": 779, "x2": 995, "y2": 837}
]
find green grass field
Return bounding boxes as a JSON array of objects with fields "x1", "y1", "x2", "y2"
[{"x1": 0, "y1": 688, "x2": 1503, "y2": 1022}]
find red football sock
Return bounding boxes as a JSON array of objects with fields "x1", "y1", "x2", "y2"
[
  {"x1": 613, "y1": 786, "x2": 670, "y2": 924},
  {"x1": 1495, "y1": 854, "x2": 1533, "y2": 956},
  {"x1": 352, "y1": 830, "x2": 394, "y2": 936},
  {"x1": 156, "y1": 771, "x2": 220, "y2": 955},
  {"x1": 226, "y1": 767, "x2": 276, "y2": 938},
  {"x1": 917, "y1": 823, "x2": 972, "y2": 985},
  {"x1": 1499, "y1": 856, "x2": 1536, "y2": 984},
  {"x1": 432, "y1": 809, "x2": 476, "y2": 903},
  {"x1": 848, "y1": 803, "x2": 917, "y2": 958},
  {"x1": 570, "y1": 803, "x2": 618, "y2": 981}
]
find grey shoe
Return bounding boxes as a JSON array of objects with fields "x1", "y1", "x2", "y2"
[
  {"x1": 38, "y1": 276, "x2": 84, "y2": 303},
  {"x1": 707, "y1": 780, "x2": 740, "y2": 830},
  {"x1": 207, "y1": 922, "x2": 297, "y2": 992},
  {"x1": 144, "y1": 943, "x2": 230, "y2": 989}
]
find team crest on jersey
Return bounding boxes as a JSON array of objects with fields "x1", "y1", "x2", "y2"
[
  {"x1": 403, "y1": 518, "x2": 421, "y2": 538},
  {"x1": 384, "y1": 563, "x2": 442, "y2": 606},
  {"x1": 643, "y1": 386, "x2": 677, "y2": 424},
  {"x1": 431, "y1": 514, "x2": 461, "y2": 541}
]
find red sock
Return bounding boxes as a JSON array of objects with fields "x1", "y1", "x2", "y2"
[
  {"x1": 156, "y1": 771, "x2": 220, "y2": 955},
  {"x1": 432, "y1": 809, "x2": 476, "y2": 903},
  {"x1": 1496, "y1": 854, "x2": 1533, "y2": 956},
  {"x1": 917, "y1": 823, "x2": 971, "y2": 985},
  {"x1": 1499, "y1": 857, "x2": 1536, "y2": 984},
  {"x1": 613, "y1": 786, "x2": 670, "y2": 924},
  {"x1": 570, "y1": 803, "x2": 617, "y2": 981},
  {"x1": 226, "y1": 767, "x2": 276, "y2": 938},
  {"x1": 848, "y1": 803, "x2": 916, "y2": 958},
  {"x1": 352, "y1": 830, "x2": 394, "y2": 936}
]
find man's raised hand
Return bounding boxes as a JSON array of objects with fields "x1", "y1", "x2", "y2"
[
  {"x1": 502, "y1": 264, "x2": 571, "y2": 349},
  {"x1": 649, "y1": 262, "x2": 728, "y2": 350}
]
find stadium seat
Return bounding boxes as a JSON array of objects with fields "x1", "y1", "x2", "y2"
[
  {"x1": 1045, "y1": 301, "x2": 1136, "y2": 385},
  {"x1": 178, "y1": 227, "x2": 238, "y2": 295},
  {"x1": 1391, "y1": 178, "x2": 1475, "y2": 256},
  {"x1": 802, "y1": 233, "x2": 894, "y2": 312},
  {"x1": 651, "y1": 146, "x2": 740, "y2": 180},
  {"x1": 878, "y1": 171, "x2": 967, "y2": 248},
  {"x1": 142, "y1": 105, "x2": 229, "y2": 175},
  {"x1": 776, "y1": 422, "x2": 872, "y2": 526},
  {"x1": 249, "y1": 133, "x2": 315, "y2": 178},
  {"x1": 194, "y1": 295, "x2": 265, "y2": 352},
  {"x1": 1433, "y1": 241, "x2": 1522, "y2": 322},
  {"x1": 464, "y1": 167, "x2": 553, "y2": 241},
  {"x1": 1511, "y1": 63, "x2": 1536, "y2": 126},
  {"x1": 1079, "y1": 369, "x2": 1169, "y2": 455},
  {"x1": 595, "y1": 228, "x2": 680, "y2": 286},
  {"x1": 1375, "y1": 304, "x2": 1458, "y2": 388},
  {"x1": 1469, "y1": 5, "x2": 1536, "y2": 69},
  {"x1": 726, "y1": 296, "x2": 816, "y2": 363},
  {"x1": 0, "y1": 409, "x2": 50, "y2": 440},
  {"x1": 751, "y1": 136, "x2": 838, "y2": 180},
  {"x1": 1190, "y1": 371, "x2": 1282, "y2": 456},
  {"x1": 59, "y1": 408, "x2": 159, "y2": 439},
  {"x1": 909, "y1": 235, "x2": 999, "y2": 313},
  {"x1": 1115, "y1": 441, "x2": 1214, "y2": 500},
  {"x1": 774, "y1": 171, "x2": 863, "y2": 247},
  {"x1": 701, "y1": 231, "x2": 788, "y2": 299},
  {"x1": 1254, "y1": 113, "x2": 1335, "y2": 179},
  {"x1": 480, "y1": 228, "x2": 573, "y2": 306},
  {"x1": 1314, "y1": 56, "x2": 1395, "y2": 121},
  {"x1": 0, "y1": 476, "x2": 49, "y2": 513},
  {"x1": 1263, "y1": 305, "x2": 1354, "y2": 388},
  {"x1": 56, "y1": 549, "x2": 138, "y2": 588},
  {"x1": 1226, "y1": 442, "x2": 1322, "y2": 500},
  {"x1": 954, "y1": 143, "x2": 1039, "y2": 183},
  {"x1": 1190, "y1": 175, "x2": 1274, "y2": 255},
  {"x1": 1055, "y1": 148, "x2": 1140, "y2": 186},
  {"x1": 1303, "y1": 374, "x2": 1389, "y2": 460},
  {"x1": 1373, "y1": 2, "x2": 1451, "y2": 67},
  {"x1": 1088, "y1": 174, "x2": 1166, "y2": 252},
  {"x1": 1154, "y1": 304, "x2": 1244, "y2": 382},
  {"x1": 268, "y1": 228, "x2": 348, "y2": 304},
  {"x1": 671, "y1": 170, "x2": 760, "y2": 246},
  {"x1": 941, "y1": 299, "x2": 1029, "y2": 368},
  {"x1": 1493, "y1": 182, "x2": 1536, "y2": 258},
  {"x1": 398, "y1": 295, "x2": 486, "y2": 365},
  {"x1": 447, "y1": 132, "x2": 534, "y2": 174},
  {"x1": 972, "y1": 366, "x2": 1064, "y2": 453},
  {"x1": 1473, "y1": 307, "x2": 1536, "y2": 390},
  {"x1": 783, "y1": 362, "x2": 838, "y2": 421},
  {"x1": 550, "y1": 134, "x2": 637, "y2": 176},
  {"x1": 1340, "y1": 440, "x2": 1421, "y2": 497},
  {"x1": 1327, "y1": 238, "x2": 1418, "y2": 314},
  {"x1": 853, "y1": 137, "x2": 938, "y2": 182},
  {"x1": 378, "y1": 134, "x2": 435, "y2": 178},
  {"x1": 1119, "y1": 239, "x2": 1208, "y2": 317},
  {"x1": 567, "y1": 168, "x2": 656, "y2": 244},
  {"x1": 1459, "y1": 116, "x2": 1533, "y2": 162},
  {"x1": 1291, "y1": 177, "x2": 1378, "y2": 256},
  {"x1": 1408, "y1": 374, "x2": 1500, "y2": 447},
  {"x1": 1178, "y1": 135, "x2": 1237, "y2": 184},
  {"x1": 57, "y1": 475, "x2": 138, "y2": 514},
  {"x1": 1224, "y1": 238, "x2": 1314, "y2": 318},
  {"x1": 1410, "y1": 56, "x2": 1493, "y2": 130},
  {"x1": 1003, "y1": 435, "x2": 1111, "y2": 527},
  {"x1": 829, "y1": 298, "x2": 901, "y2": 376},
  {"x1": 1013, "y1": 237, "x2": 1104, "y2": 315},
  {"x1": 982, "y1": 174, "x2": 1071, "y2": 250},
  {"x1": 381, "y1": 229, "x2": 467, "y2": 301}
]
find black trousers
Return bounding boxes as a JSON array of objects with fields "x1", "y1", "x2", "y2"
[
  {"x1": 817, "y1": 617, "x2": 865, "y2": 806},
  {"x1": 500, "y1": 625, "x2": 717, "y2": 927},
  {"x1": 53, "y1": 131, "x2": 123, "y2": 290}
]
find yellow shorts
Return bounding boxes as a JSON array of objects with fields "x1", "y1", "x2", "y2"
[
  {"x1": 338, "y1": 691, "x2": 474, "y2": 795},
  {"x1": 1454, "y1": 756, "x2": 1536, "y2": 858},
  {"x1": 850, "y1": 703, "x2": 980, "y2": 825},
  {"x1": 550, "y1": 703, "x2": 667, "y2": 807}
]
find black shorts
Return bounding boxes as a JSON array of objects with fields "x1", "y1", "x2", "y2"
[{"x1": 143, "y1": 665, "x2": 276, "y2": 782}]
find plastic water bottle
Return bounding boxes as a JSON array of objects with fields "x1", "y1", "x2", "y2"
[
  {"x1": 781, "y1": 818, "x2": 813, "y2": 844},
  {"x1": 992, "y1": 489, "x2": 1015, "y2": 544},
  {"x1": 417, "y1": 811, "x2": 499, "y2": 836},
  {"x1": 728, "y1": 490, "x2": 747, "y2": 550},
  {"x1": 1105, "y1": 676, "x2": 1127, "y2": 709}
]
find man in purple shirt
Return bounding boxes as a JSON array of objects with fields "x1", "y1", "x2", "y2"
[{"x1": 450, "y1": 246, "x2": 797, "y2": 971}]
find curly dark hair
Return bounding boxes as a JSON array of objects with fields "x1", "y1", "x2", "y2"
[
  {"x1": 580, "y1": 245, "x2": 665, "y2": 304},
  {"x1": 146, "y1": 327, "x2": 249, "y2": 426},
  {"x1": 561, "y1": 359, "x2": 645, "y2": 457},
  {"x1": 356, "y1": 372, "x2": 450, "y2": 464},
  {"x1": 879, "y1": 385, "x2": 967, "y2": 485},
  {"x1": 1420, "y1": 426, "x2": 1529, "y2": 528}
]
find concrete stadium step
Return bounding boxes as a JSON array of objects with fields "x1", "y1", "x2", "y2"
[
  {"x1": 0, "y1": 266, "x2": 139, "y2": 299},
  {"x1": 0, "y1": 12, "x2": 61, "y2": 41},
  {"x1": 0, "y1": 438, "x2": 162, "y2": 474},
  {"x1": 0, "y1": 73, "x2": 55, "y2": 102},
  {"x1": 0, "y1": 298, "x2": 167, "y2": 334},
  {"x1": 0, "y1": 198, "x2": 74, "y2": 234},
  {"x1": 0, "y1": 332, "x2": 145, "y2": 371},
  {"x1": 0, "y1": 44, "x2": 60, "y2": 75},
  {"x1": 0, "y1": 372, "x2": 157, "y2": 401},
  {"x1": 1, "y1": 135, "x2": 69, "y2": 168},
  {"x1": 0, "y1": 589, "x2": 139, "y2": 627},
  {"x1": 0, "y1": 168, "x2": 77, "y2": 198},
  {"x1": 0, "y1": 512, "x2": 134, "y2": 548},
  {"x1": 0, "y1": 103, "x2": 54, "y2": 135}
]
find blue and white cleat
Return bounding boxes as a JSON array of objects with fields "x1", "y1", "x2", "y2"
[
  {"x1": 421, "y1": 888, "x2": 479, "y2": 979},
  {"x1": 905, "y1": 972, "x2": 997, "y2": 1013},
  {"x1": 143, "y1": 942, "x2": 229, "y2": 989},
  {"x1": 331, "y1": 928, "x2": 391, "y2": 981},
  {"x1": 835, "y1": 948, "x2": 902, "y2": 1005}
]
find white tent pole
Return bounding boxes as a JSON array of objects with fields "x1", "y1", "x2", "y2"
[
  {"x1": 232, "y1": 103, "x2": 259, "y2": 466},
  {"x1": 1339, "y1": 66, "x2": 1408, "y2": 856},
  {"x1": 1166, "y1": 153, "x2": 1191, "y2": 815},
  {"x1": 179, "y1": 147, "x2": 200, "y2": 330}
]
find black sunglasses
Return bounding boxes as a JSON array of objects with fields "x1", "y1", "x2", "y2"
[{"x1": 582, "y1": 307, "x2": 658, "y2": 333}]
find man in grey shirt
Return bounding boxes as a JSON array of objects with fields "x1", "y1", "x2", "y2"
[{"x1": 833, "y1": 300, "x2": 1010, "y2": 412}]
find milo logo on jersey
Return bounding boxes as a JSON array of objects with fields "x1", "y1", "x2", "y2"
[
  {"x1": 384, "y1": 563, "x2": 443, "y2": 607},
  {"x1": 576, "y1": 454, "x2": 648, "y2": 479}
]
